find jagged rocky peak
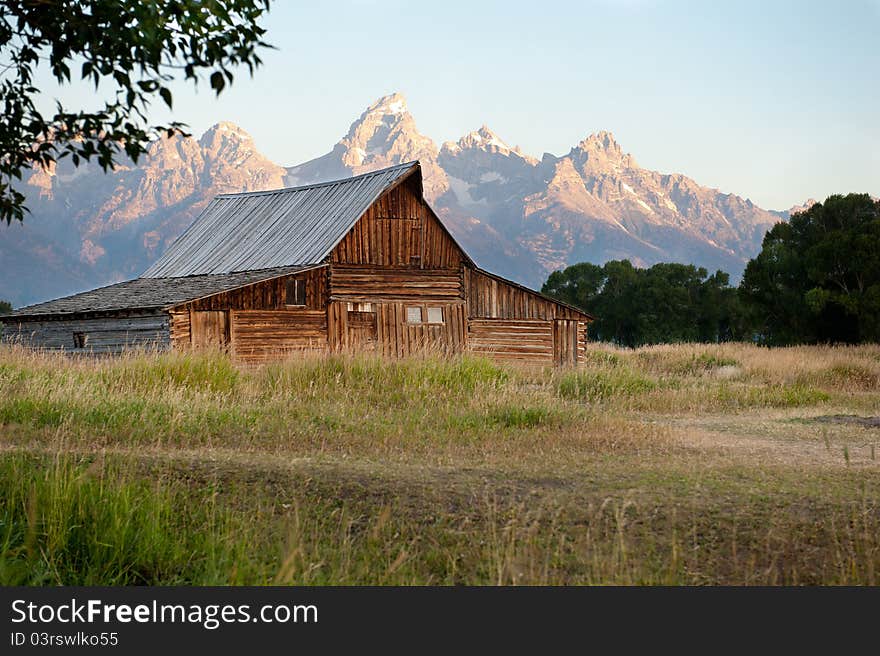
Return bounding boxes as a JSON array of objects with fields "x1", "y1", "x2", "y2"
[
  {"x1": 288, "y1": 92, "x2": 448, "y2": 200},
  {"x1": 366, "y1": 91, "x2": 409, "y2": 116},
  {"x1": 198, "y1": 121, "x2": 259, "y2": 156},
  {"x1": 201, "y1": 120, "x2": 254, "y2": 137},
  {"x1": 568, "y1": 130, "x2": 638, "y2": 173},
  {"x1": 789, "y1": 198, "x2": 819, "y2": 215},
  {"x1": 339, "y1": 92, "x2": 438, "y2": 168},
  {"x1": 442, "y1": 125, "x2": 537, "y2": 163},
  {"x1": 438, "y1": 125, "x2": 541, "y2": 208},
  {"x1": 457, "y1": 125, "x2": 509, "y2": 150},
  {"x1": 146, "y1": 131, "x2": 203, "y2": 166}
]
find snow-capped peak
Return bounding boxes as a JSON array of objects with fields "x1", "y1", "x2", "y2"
[
  {"x1": 442, "y1": 125, "x2": 538, "y2": 165},
  {"x1": 201, "y1": 121, "x2": 252, "y2": 138},
  {"x1": 198, "y1": 122, "x2": 256, "y2": 154},
  {"x1": 469, "y1": 125, "x2": 509, "y2": 149},
  {"x1": 366, "y1": 92, "x2": 409, "y2": 117}
]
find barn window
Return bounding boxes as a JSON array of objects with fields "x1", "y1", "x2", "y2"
[
  {"x1": 73, "y1": 332, "x2": 88, "y2": 348},
  {"x1": 406, "y1": 306, "x2": 423, "y2": 323},
  {"x1": 426, "y1": 307, "x2": 444, "y2": 324},
  {"x1": 285, "y1": 278, "x2": 306, "y2": 306}
]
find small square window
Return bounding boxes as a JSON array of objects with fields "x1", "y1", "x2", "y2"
[
  {"x1": 406, "y1": 306, "x2": 423, "y2": 323},
  {"x1": 285, "y1": 278, "x2": 305, "y2": 306},
  {"x1": 73, "y1": 332, "x2": 88, "y2": 348},
  {"x1": 426, "y1": 307, "x2": 444, "y2": 324}
]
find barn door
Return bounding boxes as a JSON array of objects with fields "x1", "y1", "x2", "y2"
[
  {"x1": 347, "y1": 310, "x2": 378, "y2": 350},
  {"x1": 190, "y1": 310, "x2": 230, "y2": 350},
  {"x1": 553, "y1": 319, "x2": 579, "y2": 366},
  {"x1": 327, "y1": 302, "x2": 378, "y2": 352}
]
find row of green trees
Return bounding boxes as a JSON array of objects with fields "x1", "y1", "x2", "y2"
[
  {"x1": 543, "y1": 261, "x2": 748, "y2": 346},
  {"x1": 542, "y1": 193, "x2": 880, "y2": 346}
]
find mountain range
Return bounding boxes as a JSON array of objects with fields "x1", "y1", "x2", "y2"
[{"x1": 2, "y1": 92, "x2": 798, "y2": 308}]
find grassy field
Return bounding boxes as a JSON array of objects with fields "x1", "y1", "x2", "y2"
[{"x1": 1, "y1": 342, "x2": 879, "y2": 585}]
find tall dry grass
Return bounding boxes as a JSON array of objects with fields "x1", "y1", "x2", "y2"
[{"x1": 1, "y1": 342, "x2": 879, "y2": 584}]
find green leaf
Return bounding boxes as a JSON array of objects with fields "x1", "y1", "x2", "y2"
[
  {"x1": 210, "y1": 71, "x2": 225, "y2": 94},
  {"x1": 159, "y1": 87, "x2": 172, "y2": 109}
]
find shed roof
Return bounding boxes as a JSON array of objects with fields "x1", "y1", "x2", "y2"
[
  {"x1": 142, "y1": 161, "x2": 420, "y2": 278},
  {"x1": 6, "y1": 266, "x2": 316, "y2": 318}
]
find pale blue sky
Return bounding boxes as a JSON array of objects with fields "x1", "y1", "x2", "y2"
[{"x1": 36, "y1": 0, "x2": 880, "y2": 209}]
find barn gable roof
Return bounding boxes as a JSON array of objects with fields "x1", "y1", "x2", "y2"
[
  {"x1": 7, "y1": 266, "x2": 317, "y2": 318},
  {"x1": 142, "y1": 161, "x2": 421, "y2": 278},
  {"x1": 4, "y1": 161, "x2": 592, "y2": 322}
]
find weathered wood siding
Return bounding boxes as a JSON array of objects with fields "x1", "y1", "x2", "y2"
[
  {"x1": 328, "y1": 300, "x2": 466, "y2": 356},
  {"x1": 465, "y1": 268, "x2": 583, "y2": 320},
  {"x1": 329, "y1": 264, "x2": 463, "y2": 302},
  {"x1": 190, "y1": 310, "x2": 229, "y2": 349},
  {"x1": 167, "y1": 266, "x2": 331, "y2": 364},
  {"x1": 0, "y1": 313, "x2": 170, "y2": 353},
  {"x1": 184, "y1": 267, "x2": 327, "y2": 311},
  {"x1": 169, "y1": 309, "x2": 191, "y2": 349},
  {"x1": 553, "y1": 319, "x2": 579, "y2": 366},
  {"x1": 376, "y1": 302, "x2": 467, "y2": 357},
  {"x1": 578, "y1": 321, "x2": 588, "y2": 361},
  {"x1": 231, "y1": 310, "x2": 327, "y2": 364},
  {"x1": 330, "y1": 178, "x2": 464, "y2": 269},
  {"x1": 467, "y1": 319, "x2": 553, "y2": 363}
]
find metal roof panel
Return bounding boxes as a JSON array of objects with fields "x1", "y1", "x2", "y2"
[{"x1": 141, "y1": 162, "x2": 419, "y2": 278}]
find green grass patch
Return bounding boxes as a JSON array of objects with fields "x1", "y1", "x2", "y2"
[
  {"x1": 99, "y1": 351, "x2": 240, "y2": 394},
  {"x1": 0, "y1": 455, "x2": 258, "y2": 585},
  {"x1": 557, "y1": 368, "x2": 657, "y2": 402},
  {"x1": 712, "y1": 383, "x2": 830, "y2": 409}
]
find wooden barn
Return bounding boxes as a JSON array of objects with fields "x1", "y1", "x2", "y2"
[{"x1": 1, "y1": 162, "x2": 593, "y2": 365}]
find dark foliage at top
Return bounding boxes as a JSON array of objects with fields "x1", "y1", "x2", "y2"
[
  {"x1": 740, "y1": 193, "x2": 880, "y2": 345},
  {"x1": 542, "y1": 260, "x2": 747, "y2": 347},
  {"x1": 0, "y1": 0, "x2": 272, "y2": 224}
]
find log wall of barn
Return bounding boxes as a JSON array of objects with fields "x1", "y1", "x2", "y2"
[
  {"x1": 184, "y1": 267, "x2": 327, "y2": 312},
  {"x1": 330, "y1": 178, "x2": 463, "y2": 269},
  {"x1": 0, "y1": 313, "x2": 170, "y2": 353},
  {"x1": 466, "y1": 318, "x2": 584, "y2": 365},
  {"x1": 329, "y1": 264, "x2": 463, "y2": 302},
  {"x1": 168, "y1": 308, "x2": 191, "y2": 350},
  {"x1": 231, "y1": 310, "x2": 327, "y2": 364},
  {"x1": 464, "y1": 268, "x2": 583, "y2": 321},
  {"x1": 328, "y1": 300, "x2": 466, "y2": 357},
  {"x1": 578, "y1": 321, "x2": 588, "y2": 362},
  {"x1": 167, "y1": 268, "x2": 328, "y2": 348},
  {"x1": 553, "y1": 319, "x2": 579, "y2": 366},
  {"x1": 467, "y1": 319, "x2": 554, "y2": 363}
]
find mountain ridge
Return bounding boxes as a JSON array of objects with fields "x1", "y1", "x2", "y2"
[{"x1": 3, "y1": 92, "x2": 793, "y2": 307}]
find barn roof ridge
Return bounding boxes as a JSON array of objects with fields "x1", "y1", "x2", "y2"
[{"x1": 215, "y1": 161, "x2": 421, "y2": 199}]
